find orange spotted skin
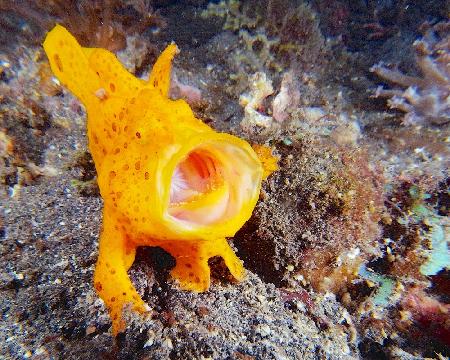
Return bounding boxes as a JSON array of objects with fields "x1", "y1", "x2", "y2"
[
  {"x1": 43, "y1": 25, "x2": 277, "y2": 335},
  {"x1": 252, "y1": 144, "x2": 279, "y2": 180}
]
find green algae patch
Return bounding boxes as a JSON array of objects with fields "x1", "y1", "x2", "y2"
[{"x1": 358, "y1": 264, "x2": 395, "y2": 307}]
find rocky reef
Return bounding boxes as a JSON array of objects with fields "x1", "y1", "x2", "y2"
[{"x1": 0, "y1": 1, "x2": 448, "y2": 359}]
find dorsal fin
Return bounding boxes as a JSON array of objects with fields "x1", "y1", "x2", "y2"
[
  {"x1": 148, "y1": 43, "x2": 179, "y2": 97},
  {"x1": 43, "y1": 24, "x2": 99, "y2": 108}
]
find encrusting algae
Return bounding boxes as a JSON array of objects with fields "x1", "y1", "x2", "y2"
[{"x1": 43, "y1": 25, "x2": 276, "y2": 335}]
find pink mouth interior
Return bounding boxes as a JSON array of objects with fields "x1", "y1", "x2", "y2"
[
  {"x1": 169, "y1": 151, "x2": 219, "y2": 204},
  {"x1": 168, "y1": 150, "x2": 230, "y2": 225}
]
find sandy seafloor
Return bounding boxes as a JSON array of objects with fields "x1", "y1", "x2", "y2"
[{"x1": 0, "y1": 1, "x2": 449, "y2": 359}]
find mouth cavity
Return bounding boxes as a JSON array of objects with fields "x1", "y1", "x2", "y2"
[
  {"x1": 168, "y1": 149, "x2": 229, "y2": 225},
  {"x1": 169, "y1": 150, "x2": 220, "y2": 204},
  {"x1": 167, "y1": 144, "x2": 259, "y2": 227}
]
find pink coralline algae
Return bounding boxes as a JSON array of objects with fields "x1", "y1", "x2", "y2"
[{"x1": 371, "y1": 22, "x2": 450, "y2": 126}]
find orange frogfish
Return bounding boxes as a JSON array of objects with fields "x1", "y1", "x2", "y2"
[{"x1": 43, "y1": 25, "x2": 276, "y2": 335}]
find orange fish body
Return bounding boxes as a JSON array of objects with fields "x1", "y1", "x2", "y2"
[{"x1": 44, "y1": 25, "x2": 276, "y2": 335}]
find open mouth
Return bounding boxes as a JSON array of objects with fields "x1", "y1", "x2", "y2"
[
  {"x1": 166, "y1": 142, "x2": 261, "y2": 227},
  {"x1": 169, "y1": 150, "x2": 222, "y2": 204}
]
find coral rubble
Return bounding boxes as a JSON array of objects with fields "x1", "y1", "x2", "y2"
[{"x1": 371, "y1": 22, "x2": 450, "y2": 126}]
